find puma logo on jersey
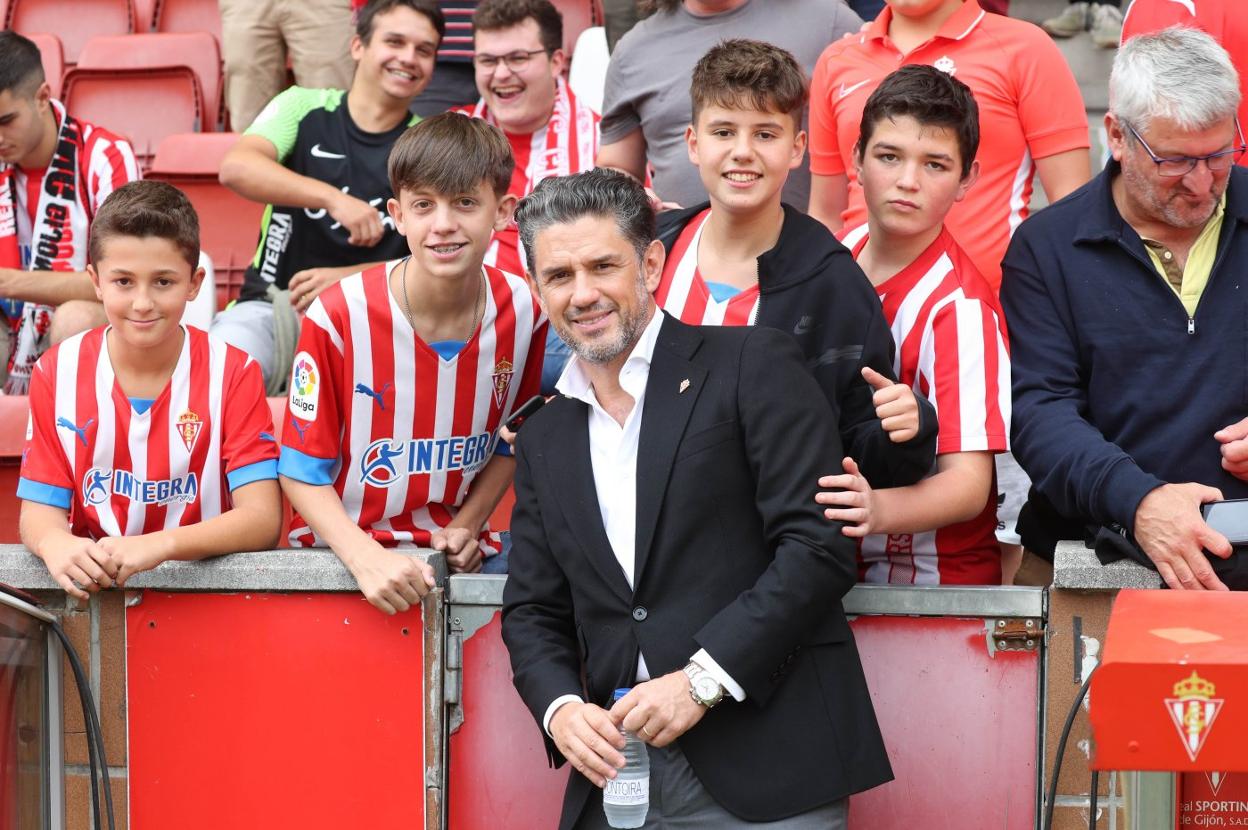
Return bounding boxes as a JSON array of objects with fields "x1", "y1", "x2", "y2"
[
  {"x1": 310, "y1": 144, "x2": 347, "y2": 159},
  {"x1": 838, "y1": 79, "x2": 871, "y2": 100},
  {"x1": 57, "y1": 416, "x2": 94, "y2": 447},
  {"x1": 289, "y1": 417, "x2": 310, "y2": 445},
  {"x1": 355, "y1": 382, "x2": 393, "y2": 411}
]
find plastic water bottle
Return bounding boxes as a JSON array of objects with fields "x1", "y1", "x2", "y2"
[{"x1": 603, "y1": 687, "x2": 650, "y2": 828}]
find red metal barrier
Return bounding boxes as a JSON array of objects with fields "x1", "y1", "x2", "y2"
[
  {"x1": 127, "y1": 592, "x2": 429, "y2": 829},
  {"x1": 446, "y1": 583, "x2": 1042, "y2": 830}
]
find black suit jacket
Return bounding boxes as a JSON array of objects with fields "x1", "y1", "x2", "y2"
[{"x1": 501, "y1": 314, "x2": 892, "y2": 828}]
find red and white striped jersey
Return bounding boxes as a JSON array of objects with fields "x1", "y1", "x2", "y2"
[
  {"x1": 654, "y1": 209, "x2": 760, "y2": 326},
  {"x1": 453, "y1": 78, "x2": 600, "y2": 274},
  {"x1": 278, "y1": 261, "x2": 546, "y2": 548},
  {"x1": 19, "y1": 326, "x2": 279, "y2": 539},
  {"x1": 843, "y1": 225, "x2": 1011, "y2": 586}
]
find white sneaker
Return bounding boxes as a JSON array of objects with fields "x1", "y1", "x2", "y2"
[
  {"x1": 1042, "y1": 2, "x2": 1091, "y2": 38},
  {"x1": 1090, "y1": 3, "x2": 1125, "y2": 49}
]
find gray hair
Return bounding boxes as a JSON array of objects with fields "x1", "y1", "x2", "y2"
[
  {"x1": 514, "y1": 168, "x2": 656, "y2": 277},
  {"x1": 1110, "y1": 26, "x2": 1240, "y2": 132}
]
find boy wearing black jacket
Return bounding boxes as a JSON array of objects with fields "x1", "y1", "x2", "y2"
[{"x1": 655, "y1": 39, "x2": 935, "y2": 487}]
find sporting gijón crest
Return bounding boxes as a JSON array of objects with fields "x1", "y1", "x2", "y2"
[
  {"x1": 491, "y1": 359, "x2": 513, "y2": 408},
  {"x1": 1165, "y1": 670, "x2": 1224, "y2": 763},
  {"x1": 176, "y1": 410, "x2": 203, "y2": 453}
]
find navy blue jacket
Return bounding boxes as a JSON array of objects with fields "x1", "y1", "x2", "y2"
[{"x1": 1001, "y1": 162, "x2": 1248, "y2": 536}]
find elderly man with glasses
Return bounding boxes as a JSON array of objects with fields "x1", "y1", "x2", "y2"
[{"x1": 1001, "y1": 26, "x2": 1248, "y2": 591}]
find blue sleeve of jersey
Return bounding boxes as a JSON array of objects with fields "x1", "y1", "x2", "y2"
[
  {"x1": 17, "y1": 477, "x2": 72, "y2": 510},
  {"x1": 277, "y1": 446, "x2": 337, "y2": 486},
  {"x1": 227, "y1": 459, "x2": 279, "y2": 491},
  {"x1": 493, "y1": 438, "x2": 513, "y2": 458}
]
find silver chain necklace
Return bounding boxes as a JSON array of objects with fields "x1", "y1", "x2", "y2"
[{"x1": 400, "y1": 256, "x2": 486, "y2": 343}]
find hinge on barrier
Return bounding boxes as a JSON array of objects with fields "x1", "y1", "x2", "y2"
[
  {"x1": 991, "y1": 618, "x2": 1042, "y2": 652},
  {"x1": 445, "y1": 631, "x2": 465, "y2": 733}
]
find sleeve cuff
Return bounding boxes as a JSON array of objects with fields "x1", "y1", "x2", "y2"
[
  {"x1": 1100, "y1": 459, "x2": 1167, "y2": 534},
  {"x1": 493, "y1": 438, "x2": 514, "y2": 458},
  {"x1": 277, "y1": 447, "x2": 337, "y2": 486},
  {"x1": 227, "y1": 459, "x2": 279, "y2": 491},
  {"x1": 17, "y1": 478, "x2": 72, "y2": 510},
  {"x1": 1028, "y1": 125, "x2": 1093, "y2": 160},
  {"x1": 542, "y1": 694, "x2": 584, "y2": 738},
  {"x1": 691, "y1": 648, "x2": 746, "y2": 703}
]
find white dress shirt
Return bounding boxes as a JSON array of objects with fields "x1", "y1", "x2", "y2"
[{"x1": 542, "y1": 310, "x2": 745, "y2": 736}]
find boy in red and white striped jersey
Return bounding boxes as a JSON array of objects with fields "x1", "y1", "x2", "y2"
[
  {"x1": 19, "y1": 181, "x2": 282, "y2": 601},
  {"x1": 279, "y1": 114, "x2": 546, "y2": 615},
  {"x1": 818, "y1": 66, "x2": 1011, "y2": 586},
  {"x1": 452, "y1": 0, "x2": 600, "y2": 277}
]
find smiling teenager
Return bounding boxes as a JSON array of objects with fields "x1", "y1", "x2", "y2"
[
  {"x1": 278, "y1": 114, "x2": 547, "y2": 610},
  {"x1": 212, "y1": 0, "x2": 444, "y2": 393},
  {"x1": 654, "y1": 40, "x2": 938, "y2": 491},
  {"x1": 19, "y1": 182, "x2": 282, "y2": 601}
]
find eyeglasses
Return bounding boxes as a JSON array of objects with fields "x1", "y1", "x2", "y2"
[
  {"x1": 473, "y1": 48, "x2": 548, "y2": 72},
  {"x1": 1126, "y1": 119, "x2": 1247, "y2": 177}
]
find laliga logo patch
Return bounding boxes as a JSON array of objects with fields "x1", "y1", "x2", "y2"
[
  {"x1": 289, "y1": 352, "x2": 319, "y2": 421},
  {"x1": 177, "y1": 409, "x2": 203, "y2": 453},
  {"x1": 1166, "y1": 670, "x2": 1224, "y2": 762},
  {"x1": 82, "y1": 468, "x2": 111, "y2": 506},
  {"x1": 491, "y1": 359, "x2": 514, "y2": 408},
  {"x1": 360, "y1": 439, "x2": 404, "y2": 487}
]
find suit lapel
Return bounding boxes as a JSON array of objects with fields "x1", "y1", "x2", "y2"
[
  {"x1": 633, "y1": 317, "x2": 706, "y2": 584},
  {"x1": 542, "y1": 398, "x2": 634, "y2": 604}
]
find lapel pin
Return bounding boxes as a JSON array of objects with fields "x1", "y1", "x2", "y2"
[{"x1": 679, "y1": 378, "x2": 690, "y2": 394}]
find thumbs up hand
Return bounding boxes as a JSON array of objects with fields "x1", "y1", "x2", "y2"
[{"x1": 862, "y1": 366, "x2": 920, "y2": 444}]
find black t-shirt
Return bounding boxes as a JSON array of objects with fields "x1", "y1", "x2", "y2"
[{"x1": 239, "y1": 87, "x2": 417, "y2": 302}]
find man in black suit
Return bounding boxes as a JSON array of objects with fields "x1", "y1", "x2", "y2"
[{"x1": 501, "y1": 168, "x2": 891, "y2": 829}]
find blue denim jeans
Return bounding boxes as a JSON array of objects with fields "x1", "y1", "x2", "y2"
[{"x1": 542, "y1": 327, "x2": 572, "y2": 396}]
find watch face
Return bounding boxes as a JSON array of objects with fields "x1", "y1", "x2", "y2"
[{"x1": 695, "y1": 676, "x2": 720, "y2": 702}]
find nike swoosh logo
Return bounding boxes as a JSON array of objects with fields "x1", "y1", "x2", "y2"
[
  {"x1": 311, "y1": 144, "x2": 346, "y2": 159},
  {"x1": 1164, "y1": 0, "x2": 1196, "y2": 14},
  {"x1": 838, "y1": 79, "x2": 871, "y2": 100}
]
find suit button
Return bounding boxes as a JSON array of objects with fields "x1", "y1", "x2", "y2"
[{"x1": 632, "y1": 607, "x2": 648, "y2": 621}]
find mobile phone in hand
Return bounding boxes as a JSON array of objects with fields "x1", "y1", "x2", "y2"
[
  {"x1": 505, "y1": 395, "x2": 547, "y2": 432},
  {"x1": 1201, "y1": 498, "x2": 1248, "y2": 545}
]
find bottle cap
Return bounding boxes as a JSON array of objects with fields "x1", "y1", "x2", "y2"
[{"x1": 612, "y1": 687, "x2": 631, "y2": 701}]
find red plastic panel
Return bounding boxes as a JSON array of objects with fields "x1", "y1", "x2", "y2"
[
  {"x1": 127, "y1": 592, "x2": 425, "y2": 829},
  {"x1": 848, "y1": 616, "x2": 1038, "y2": 827},
  {"x1": 1091, "y1": 590, "x2": 1248, "y2": 772},
  {"x1": 448, "y1": 612, "x2": 568, "y2": 830}
]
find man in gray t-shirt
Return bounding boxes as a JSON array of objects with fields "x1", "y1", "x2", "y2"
[{"x1": 597, "y1": 0, "x2": 861, "y2": 209}]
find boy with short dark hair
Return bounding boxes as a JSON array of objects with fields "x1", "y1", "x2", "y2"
[
  {"x1": 819, "y1": 65, "x2": 1011, "y2": 585},
  {"x1": 657, "y1": 38, "x2": 936, "y2": 489},
  {"x1": 279, "y1": 113, "x2": 546, "y2": 613},
  {"x1": 19, "y1": 181, "x2": 282, "y2": 600}
]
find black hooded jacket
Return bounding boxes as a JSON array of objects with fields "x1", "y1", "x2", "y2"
[{"x1": 656, "y1": 203, "x2": 937, "y2": 488}]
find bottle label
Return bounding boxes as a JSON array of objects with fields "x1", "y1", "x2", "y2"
[{"x1": 603, "y1": 777, "x2": 649, "y2": 806}]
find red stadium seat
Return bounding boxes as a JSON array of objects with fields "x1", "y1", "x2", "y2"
[
  {"x1": 6, "y1": 0, "x2": 134, "y2": 64},
  {"x1": 62, "y1": 66, "x2": 201, "y2": 170},
  {"x1": 76, "y1": 32, "x2": 222, "y2": 130},
  {"x1": 551, "y1": 0, "x2": 602, "y2": 59},
  {"x1": 148, "y1": 133, "x2": 263, "y2": 311},
  {"x1": 152, "y1": 0, "x2": 222, "y2": 45},
  {"x1": 24, "y1": 33, "x2": 64, "y2": 98},
  {"x1": 132, "y1": 0, "x2": 155, "y2": 30}
]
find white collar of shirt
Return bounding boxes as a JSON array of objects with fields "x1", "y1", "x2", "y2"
[{"x1": 555, "y1": 307, "x2": 664, "y2": 407}]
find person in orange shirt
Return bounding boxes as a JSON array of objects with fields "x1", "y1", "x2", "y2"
[
  {"x1": 807, "y1": 0, "x2": 1092, "y2": 293},
  {"x1": 1121, "y1": 0, "x2": 1248, "y2": 164}
]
